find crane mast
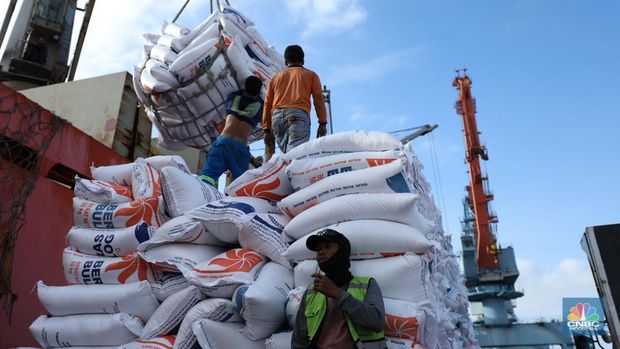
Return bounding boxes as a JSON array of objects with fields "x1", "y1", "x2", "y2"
[{"x1": 453, "y1": 69, "x2": 499, "y2": 270}]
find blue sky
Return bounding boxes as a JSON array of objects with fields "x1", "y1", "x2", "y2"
[{"x1": 2, "y1": 0, "x2": 618, "y2": 321}]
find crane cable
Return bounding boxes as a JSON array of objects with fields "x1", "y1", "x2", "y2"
[{"x1": 428, "y1": 131, "x2": 450, "y2": 234}]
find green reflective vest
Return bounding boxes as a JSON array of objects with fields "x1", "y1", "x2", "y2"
[{"x1": 305, "y1": 276, "x2": 385, "y2": 346}]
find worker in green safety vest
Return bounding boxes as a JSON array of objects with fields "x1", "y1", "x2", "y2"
[{"x1": 292, "y1": 229, "x2": 387, "y2": 349}]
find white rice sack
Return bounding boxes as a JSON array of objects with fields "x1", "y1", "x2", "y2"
[
  {"x1": 192, "y1": 319, "x2": 265, "y2": 349},
  {"x1": 132, "y1": 159, "x2": 162, "y2": 200},
  {"x1": 158, "y1": 33, "x2": 187, "y2": 52},
  {"x1": 140, "y1": 215, "x2": 224, "y2": 248},
  {"x1": 144, "y1": 59, "x2": 180, "y2": 91},
  {"x1": 184, "y1": 22, "x2": 219, "y2": 53},
  {"x1": 384, "y1": 298, "x2": 439, "y2": 349},
  {"x1": 174, "y1": 298, "x2": 242, "y2": 349},
  {"x1": 224, "y1": 34, "x2": 255, "y2": 81},
  {"x1": 169, "y1": 37, "x2": 219, "y2": 84},
  {"x1": 145, "y1": 155, "x2": 190, "y2": 173},
  {"x1": 162, "y1": 21, "x2": 190, "y2": 37},
  {"x1": 221, "y1": 6, "x2": 255, "y2": 27},
  {"x1": 74, "y1": 177, "x2": 133, "y2": 204},
  {"x1": 144, "y1": 33, "x2": 160, "y2": 45},
  {"x1": 63, "y1": 248, "x2": 155, "y2": 284},
  {"x1": 120, "y1": 336, "x2": 176, "y2": 349},
  {"x1": 29, "y1": 313, "x2": 143, "y2": 348},
  {"x1": 221, "y1": 14, "x2": 254, "y2": 46},
  {"x1": 283, "y1": 130, "x2": 403, "y2": 161},
  {"x1": 150, "y1": 44, "x2": 178, "y2": 64},
  {"x1": 133, "y1": 64, "x2": 149, "y2": 106},
  {"x1": 283, "y1": 193, "x2": 434, "y2": 241},
  {"x1": 294, "y1": 253, "x2": 431, "y2": 303},
  {"x1": 285, "y1": 220, "x2": 432, "y2": 262},
  {"x1": 68, "y1": 222, "x2": 154, "y2": 257},
  {"x1": 184, "y1": 11, "x2": 220, "y2": 43},
  {"x1": 91, "y1": 162, "x2": 133, "y2": 186},
  {"x1": 284, "y1": 287, "x2": 305, "y2": 328},
  {"x1": 233, "y1": 262, "x2": 293, "y2": 340},
  {"x1": 186, "y1": 197, "x2": 279, "y2": 244},
  {"x1": 279, "y1": 159, "x2": 412, "y2": 217},
  {"x1": 225, "y1": 155, "x2": 293, "y2": 201},
  {"x1": 141, "y1": 285, "x2": 205, "y2": 340},
  {"x1": 160, "y1": 166, "x2": 222, "y2": 217},
  {"x1": 238, "y1": 213, "x2": 291, "y2": 268},
  {"x1": 265, "y1": 331, "x2": 292, "y2": 349},
  {"x1": 141, "y1": 67, "x2": 175, "y2": 93},
  {"x1": 73, "y1": 196, "x2": 165, "y2": 228},
  {"x1": 287, "y1": 150, "x2": 404, "y2": 191},
  {"x1": 140, "y1": 243, "x2": 225, "y2": 273},
  {"x1": 150, "y1": 273, "x2": 190, "y2": 302},
  {"x1": 181, "y1": 248, "x2": 266, "y2": 298},
  {"x1": 37, "y1": 281, "x2": 159, "y2": 321}
]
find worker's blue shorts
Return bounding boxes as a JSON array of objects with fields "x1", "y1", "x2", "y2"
[{"x1": 199, "y1": 136, "x2": 250, "y2": 186}]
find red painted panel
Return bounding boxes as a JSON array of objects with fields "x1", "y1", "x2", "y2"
[{"x1": 0, "y1": 83, "x2": 130, "y2": 347}]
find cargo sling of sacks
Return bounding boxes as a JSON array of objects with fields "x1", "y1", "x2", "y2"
[{"x1": 143, "y1": 0, "x2": 265, "y2": 151}]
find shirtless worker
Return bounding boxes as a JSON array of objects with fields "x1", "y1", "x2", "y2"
[{"x1": 199, "y1": 76, "x2": 263, "y2": 186}]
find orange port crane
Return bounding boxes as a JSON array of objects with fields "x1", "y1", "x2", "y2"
[{"x1": 453, "y1": 69, "x2": 499, "y2": 270}]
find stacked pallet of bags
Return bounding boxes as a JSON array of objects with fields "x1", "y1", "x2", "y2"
[
  {"x1": 225, "y1": 130, "x2": 480, "y2": 349},
  {"x1": 30, "y1": 155, "x2": 197, "y2": 349},
  {"x1": 133, "y1": 5, "x2": 285, "y2": 151}
]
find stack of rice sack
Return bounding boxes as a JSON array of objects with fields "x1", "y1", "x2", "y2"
[
  {"x1": 132, "y1": 5, "x2": 285, "y2": 151},
  {"x1": 225, "y1": 131, "x2": 480, "y2": 349},
  {"x1": 29, "y1": 155, "x2": 197, "y2": 349}
]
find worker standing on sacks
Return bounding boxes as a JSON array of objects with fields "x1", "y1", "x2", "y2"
[
  {"x1": 263, "y1": 45, "x2": 328, "y2": 156},
  {"x1": 198, "y1": 76, "x2": 264, "y2": 186},
  {"x1": 292, "y1": 229, "x2": 387, "y2": 349}
]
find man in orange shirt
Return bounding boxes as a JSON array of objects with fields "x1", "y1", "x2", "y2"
[{"x1": 263, "y1": 45, "x2": 328, "y2": 155}]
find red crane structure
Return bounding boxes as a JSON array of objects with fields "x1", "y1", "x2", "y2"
[{"x1": 452, "y1": 68, "x2": 499, "y2": 270}]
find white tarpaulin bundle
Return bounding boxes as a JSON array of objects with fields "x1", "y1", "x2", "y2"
[{"x1": 134, "y1": 5, "x2": 285, "y2": 151}]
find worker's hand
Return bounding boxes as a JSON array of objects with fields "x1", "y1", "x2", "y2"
[
  {"x1": 312, "y1": 273, "x2": 344, "y2": 299},
  {"x1": 264, "y1": 131, "x2": 275, "y2": 160},
  {"x1": 317, "y1": 124, "x2": 327, "y2": 138}
]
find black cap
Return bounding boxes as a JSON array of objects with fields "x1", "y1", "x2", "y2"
[{"x1": 306, "y1": 229, "x2": 351, "y2": 253}]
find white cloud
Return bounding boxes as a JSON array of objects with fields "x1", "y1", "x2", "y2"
[
  {"x1": 514, "y1": 258, "x2": 599, "y2": 322},
  {"x1": 283, "y1": 0, "x2": 367, "y2": 38}
]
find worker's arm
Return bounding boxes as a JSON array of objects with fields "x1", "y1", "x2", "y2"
[
  {"x1": 262, "y1": 78, "x2": 275, "y2": 131},
  {"x1": 311, "y1": 72, "x2": 328, "y2": 137},
  {"x1": 291, "y1": 289, "x2": 311, "y2": 349},
  {"x1": 337, "y1": 278, "x2": 385, "y2": 332}
]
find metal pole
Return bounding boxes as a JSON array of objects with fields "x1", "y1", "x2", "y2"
[
  {"x1": 322, "y1": 85, "x2": 333, "y2": 134},
  {"x1": 172, "y1": 0, "x2": 191, "y2": 23},
  {"x1": 67, "y1": 0, "x2": 96, "y2": 81},
  {"x1": 0, "y1": 0, "x2": 18, "y2": 52}
]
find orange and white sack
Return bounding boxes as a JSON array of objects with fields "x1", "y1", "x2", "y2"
[
  {"x1": 286, "y1": 150, "x2": 404, "y2": 191},
  {"x1": 294, "y1": 253, "x2": 432, "y2": 303},
  {"x1": 140, "y1": 215, "x2": 224, "y2": 248},
  {"x1": 384, "y1": 298, "x2": 439, "y2": 349},
  {"x1": 285, "y1": 220, "x2": 432, "y2": 262},
  {"x1": 73, "y1": 196, "x2": 165, "y2": 229},
  {"x1": 141, "y1": 286, "x2": 204, "y2": 340},
  {"x1": 225, "y1": 154, "x2": 293, "y2": 202},
  {"x1": 91, "y1": 162, "x2": 134, "y2": 186},
  {"x1": 232, "y1": 262, "x2": 293, "y2": 340},
  {"x1": 120, "y1": 336, "x2": 176, "y2": 349},
  {"x1": 186, "y1": 197, "x2": 280, "y2": 244},
  {"x1": 37, "y1": 281, "x2": 159, "y2": 322},
  {"x1": 279, "y1": 159, "x2": 412, "y2": 217},
  {"x1": 181, "y1": 248, "x2": 266, "y2": 298},
  {"x1": 284, "y1": 287, "x2": 305, "y2": 328},
  {"x1": 29, "y1": 313, "x2": 143, "y2": 348},
  {"x1": 140, "y1": 243, "x2": 224, "y2": 273},
  {"x1": 144, "y1": 155, "x2": 190, "y2": 173},
  {"x1": 74, "y1": 177, "x2": 133, "y2": 204},
  {"x1": 238, "y1": 213, "x2": 291, "y2": 268},
  {"x1": 283, "y1": 193, "x2": 434, "y2": 241},
  {"x1": 68, "y1": 222, "x2": 155, "y2": 257},
  {"x1": 192, "y1": 319, "x2": 265, "y2": 349},
  {"x1": 266, "y1": 331, "x2": 292, "y2": 349},
  {"x1": 150, "y1": 273, "x2": 190, "y2": 302},
  {"x1": 132, "y1": 159, "x2": 162, "y2": 199},
  {"x1": 283, "y1": 130, "x2": 403, "y2": 161},
  {"x1": 63, "y1": 248, "x2": 155, "y2": 284},
  {"x1": 174, "y1": 298, "x2": 242, "y2": 349},
  {"x1": 160, "y1": 166, "x2": 222, "y2": 217},
  {"x1": 169, "y1": 37, "x2": 219, "y2": 83}
]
